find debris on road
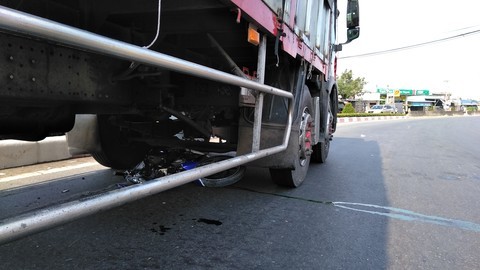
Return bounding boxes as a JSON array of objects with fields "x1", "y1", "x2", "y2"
[{"x1": 122, "y1": 148, "x2": 245, "y2": 187}]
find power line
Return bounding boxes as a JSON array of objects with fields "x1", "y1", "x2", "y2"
[
  {"x1": 339, "y1": 28, "x2": 480, "y2": 59},
  {"x1": 443, "y1": 24, "x2": 480, "y2": 34}
]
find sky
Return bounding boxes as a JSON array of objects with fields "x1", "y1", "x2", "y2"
[{"x1": 336, "y1": 0, "x2": 480, "y2": 99}]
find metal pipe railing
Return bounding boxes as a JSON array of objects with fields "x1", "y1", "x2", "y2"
[{"x1": 0, "y1": 5, "x2": 294, "y2": 244}]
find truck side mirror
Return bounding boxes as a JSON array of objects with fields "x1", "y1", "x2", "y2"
[
  {"x1": 347, "y1": 28, "x2": 360, "y2": 42},
  {"x1": 347, "y1": 0, "x2": 360, "y2": 28},
  {"x1": 346, "y1": 0, "x2": 360, "y2": 43},
  {"x1": 334, "y1": 0, "x2": 360, "y2": 51}
]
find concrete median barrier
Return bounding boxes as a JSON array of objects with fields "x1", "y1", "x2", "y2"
[{"x1": 0, "y1": 136, "x2": 71, "y2": 169}]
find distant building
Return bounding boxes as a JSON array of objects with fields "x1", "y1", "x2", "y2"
[
  {"x1": 460, "y1": 99, "x2": 479, "y2": 111},
  {"x1": 406, "y1": 96, "x2": 446, "y2": 112},
  {"x1": 353, "y1": 92, "x2": 381, "y2": 112}
]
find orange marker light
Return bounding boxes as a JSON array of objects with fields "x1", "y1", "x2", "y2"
[{"x1": 247, "y1": 26, "x2": 260, "y2": 46}]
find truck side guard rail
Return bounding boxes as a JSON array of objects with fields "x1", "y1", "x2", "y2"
[{"x1": 0, "y1": 6, "x2": 293, "y2": 244}]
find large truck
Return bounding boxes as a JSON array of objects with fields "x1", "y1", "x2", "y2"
[{"x1": 0, "y1": 0, "x2": 359, "y2": 243}]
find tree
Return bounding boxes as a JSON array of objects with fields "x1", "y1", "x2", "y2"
[{"x1": 337, "y1": 69, "x2": 366, "y2": 99}]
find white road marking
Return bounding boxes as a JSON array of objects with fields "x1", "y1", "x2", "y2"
[
  {"x1": 333, "y1": 202, "x2": 480, "y2": 233},
  {"x1": 0, "y1": 162, "x2": 99, "y2": 183}
]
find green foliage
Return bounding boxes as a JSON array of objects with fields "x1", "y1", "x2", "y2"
[
  {"x1": 467, "y1": 106, "x2": 478, "y2": 112},
  {"x1": 337, "y1": 69, "x2": 367, "y2": 99},
  {"x1": 342, "y1": 103, "x2": 355, "y2": 113}
]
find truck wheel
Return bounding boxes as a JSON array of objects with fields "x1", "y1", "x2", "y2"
[
  {"x1": 311, "y1": 109, "x2": 331, "y2": 163},
  {"x1": 270, "y1": 91, "x2": 313, "y2": 187},
  {"x1": 311, "y1": 88, "x2": 334, "y2": 163},
  {"x1": 92, "y1": 115, "x2": 149, "y2": 170},
  {"x1": 311, "y1": 138, "x2": 329, "y2": 163}
]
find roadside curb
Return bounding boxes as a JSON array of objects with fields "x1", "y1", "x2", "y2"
[
  {"x1": 0, "y1": 136, "x2": 72, "y2": 170},
  {"x1": 337, "y1": 113, "x2": 479, "y2": 124},
  {"x1": 338, "y1": 115, "x2": 408, "y2": 124}
]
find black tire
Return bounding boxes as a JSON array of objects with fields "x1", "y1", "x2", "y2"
[
  {"x1": 311, "y1": 139, "x2": 329, "y2": 163},
  {"x1": 270, "y1": 89, "x2": 313, "y2": 188},
  {"x1": 92, "y1": 115, "x2": 149, "y2": 170},
  {"x1": 311, "y1": 86, "x2": 334, "y2": 163},
  {"x1": 197, "y1": 156, "x2": 245, "y2": 187}
]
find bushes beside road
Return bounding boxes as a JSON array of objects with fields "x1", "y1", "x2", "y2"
[
  {"x1": 338, "y1": 103, "x2": 406, "y2": 117},
  {"x1": 338, "y1": 113, "x2": 406, "y2": 118}
]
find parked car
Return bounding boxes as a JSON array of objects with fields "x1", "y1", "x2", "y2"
[{"x1": 367, "y1": 105, "x2": 396, "y2": 113}]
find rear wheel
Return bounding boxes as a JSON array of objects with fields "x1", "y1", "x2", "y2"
[
  {"x1": 311, "y1": 138, "x2": 329, "y2": 163},
  {"x1": 270, "y1": 91, "x2": 313, "y2": 188},
  {"x1": 311, "y1": 87, "x2": 335, "y2": 163},
  {"x1": 311, "y1": 108, "x2": 332, "y2": 163},
  {"x1": 92, "y1": 115, "x2": 149, "y2": 170}
]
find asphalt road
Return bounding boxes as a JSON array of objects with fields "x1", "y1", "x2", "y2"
[{"x1": 0, "y1": 116, "x2": 479, "y2": 269}]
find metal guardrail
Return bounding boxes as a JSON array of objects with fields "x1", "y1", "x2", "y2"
[{"x1": 0, "y1": 6, "x2": 294, "y2": 244}]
